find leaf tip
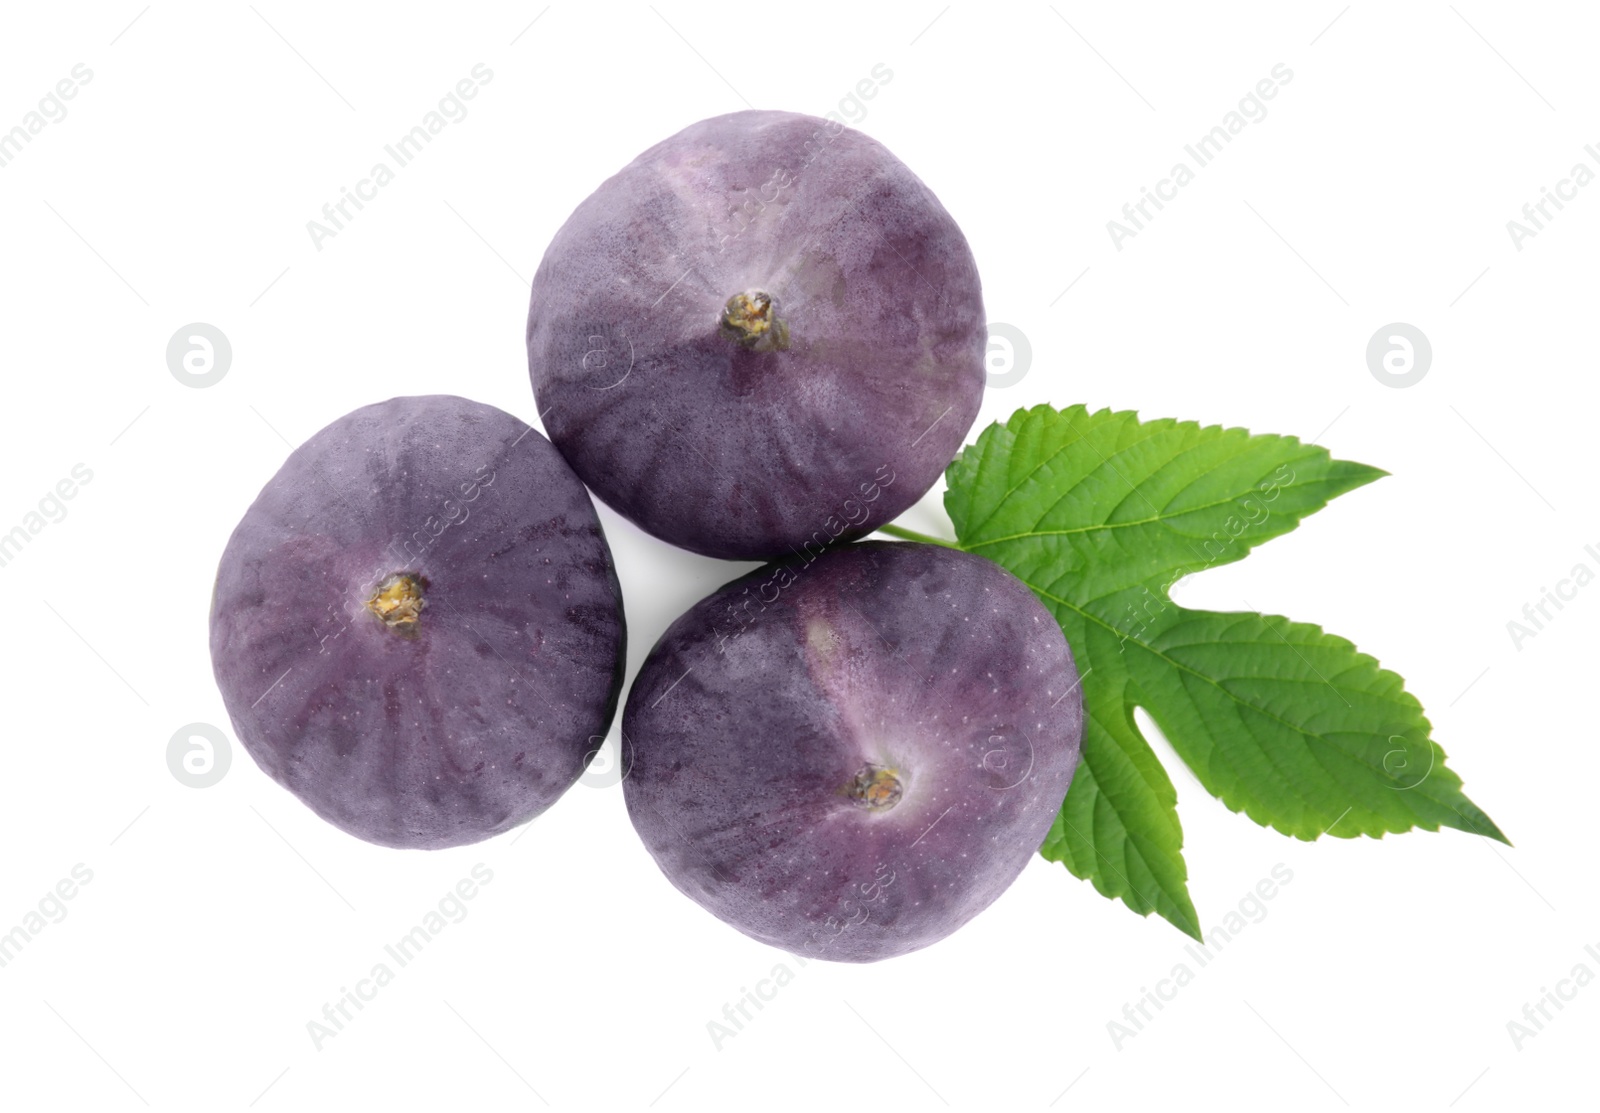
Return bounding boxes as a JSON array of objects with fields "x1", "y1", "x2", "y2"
[
  {"x1": 1448, "y1": 801, "x2": 1510, "y2": 846},
  {"x1": 1331, "y1": 460, "x2": 1390, "y2": 493}
]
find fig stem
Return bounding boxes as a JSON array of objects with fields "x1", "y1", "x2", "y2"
[
  {"x1": 367, "y1": 572, "x2": 427, "y2": 632},
  {"x1": 845, "y1": 764, "x2": 903, "y2": 810},
  {"x1": 876, "y1": 523, "x2": 959, "y2": 549},
  {"x1": 719, "y1": 290, "x2": 790, "y2": 352}
]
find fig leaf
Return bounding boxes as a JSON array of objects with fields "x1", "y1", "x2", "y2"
[{"x1": 939, "y1": 404, "x2": 1506, "y2": 938}]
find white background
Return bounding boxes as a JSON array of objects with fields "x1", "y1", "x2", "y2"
[{"x1": 1, "y1": 2, "x2": 1594, "y2": 1109}]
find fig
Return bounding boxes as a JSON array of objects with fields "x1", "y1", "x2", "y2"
[
  {"x1": 621, "y1": 541, "x2": 1082, "y2": 961},
  {"x1": 526, "y1": 109, "x2": 986, "y2": 560},
  {"x1": 209, "y1": 395, "x2": 625, "y2": 849}
]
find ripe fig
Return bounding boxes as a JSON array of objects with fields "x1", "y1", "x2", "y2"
[
  {"x1": 621, "y1": 541, "x2": 1082, "y2": 961},
  {"x1": 527, "y1": 109, "x2": 986, "y2": 560},
  {"x1": 209, "y1": 395, "x2": 626, "y2": 849}
]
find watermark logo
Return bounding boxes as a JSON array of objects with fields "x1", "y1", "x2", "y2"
[
  {"x1": 822, "y1": 63, "x2": 893, "y2": 129},
  {"x1": 0, "y1": 863, "x2": 94, "y2": 970},
  {"x1": 1507, "y1": 942, "x2": 1600, "y2": 1050},
  {"x1": 167, "y1": 323, "x2": 232, "y2": 388},
  {"x1": 576, "y1": 730, "x2": 633, "y2": 789},
  {"x1": 306, "y1": 64, "x2": 494, "y2": 251},
  {"x1": 1108, "y1": 64, "x2": 1293, "y2": 250},
  {"x1": 1506, "y1": 543, "x2": 1600, "y2": 650},
  {"x1": 711, "y1": 464, "x2": 898, "y2": 655},
  {"x1": 985, "y1": 323, "x2": 1032, "y2": 389},
  {"x1": 1106, "y1": 863, "x2": 1293, "y2": 1049},
  {"x1": 0, "y1": 63, "x2": 93, "y2": 172},
  {"x1": 1365, "y1": 323, "x2": 1431, "y2": 388},
  {"x1": 706, "y1": 960, "x2": 808, "y2": 1050},
  {"x1": 0, "y1": 462, "x2": 94, "y2": 571},
  {"x1": 167, "y1": 723, "x2": 232, "y2": 788},
  {"x1": 1506, "y1": 145, "x2": 1600, "y2": 251},
  {"x1": 307, "y1": 863, "x2": 494, "y2": 1050}
]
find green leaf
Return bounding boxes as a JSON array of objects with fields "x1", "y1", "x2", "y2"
[
  {"x1": 1042, "y1": 698, "x2": 1201, "y2": 939},
  {"x1": 945, "y1": 404, "x2": 1506, "y2": 935}
]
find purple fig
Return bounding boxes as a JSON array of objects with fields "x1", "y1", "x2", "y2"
[
  {"x1": 527, "y1": 110, "x2": 986, "y2": 560},
  {"x1": 209, "y1": 395, "x2": 625, "y2": 849},
  {"x1": 622, "y1": 541, "x2": 1082, "y2": 961}
]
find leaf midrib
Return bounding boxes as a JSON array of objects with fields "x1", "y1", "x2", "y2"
[
  {"x1": 1023, "y1": 576, "x2": 1445, "y2": 812},
  {"x1": 962, "y1": 490, "x2": 1283, "y2": 550},
  {"x1": 961, "y1": 411, "x2": 1305, "y2": 551},
  {"x1": 963, "y1": 410, "x2": 1167, "y2": 537},
  {"x1": 1054, "y1": 725, "x2": 1199, "y2": 936}
]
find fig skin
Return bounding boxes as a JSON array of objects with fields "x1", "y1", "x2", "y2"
[
  {"x1": 527, "y1": 109, "x2": 986, "y2": 561},
  {"x1": 622, "y1": 541, "x2": 1083, "y2": 962},
  {"x1": 209, "y1": 395, "x2": 626, "y2": 849}
]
